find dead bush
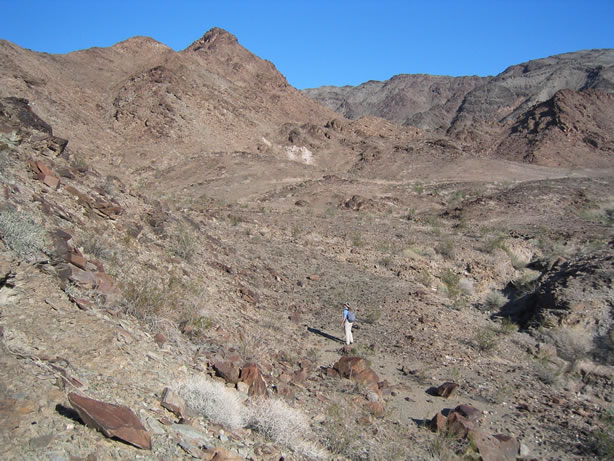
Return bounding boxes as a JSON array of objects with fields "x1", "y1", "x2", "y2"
[{"x1": 177, "y1": 376, "x2": 246, "y2": 430}]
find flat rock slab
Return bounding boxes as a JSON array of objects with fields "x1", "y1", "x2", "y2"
[{"x1": 68, "y1": 392, "x2": 151, "y2": 450}]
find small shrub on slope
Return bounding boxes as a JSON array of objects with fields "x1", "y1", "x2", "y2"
[
  {"x1": 249, "y1": 398, "x2": 326, "y2": 459},
  {"x1": 176, "y1": 377, "x2": 246, "y2": 431},
  {"x1": 0, "y1": 209, "x2": 49, "y2": 261}
]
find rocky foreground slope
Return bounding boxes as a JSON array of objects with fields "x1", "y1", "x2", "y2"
[{"x1": 1, "y1": 28, "x2": 614, "y2": 460}]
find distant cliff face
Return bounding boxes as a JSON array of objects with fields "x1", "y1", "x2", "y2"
[
  {"x1": 303, "y1": 74, "x2": 489, "y2": 134},
  {"x1": 303, "y1": 49, "x2": 614, "y2": 134}
]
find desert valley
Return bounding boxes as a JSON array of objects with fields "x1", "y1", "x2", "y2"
[{"x1": 0, "y1": 28, "x2": 613, "y2": 460}]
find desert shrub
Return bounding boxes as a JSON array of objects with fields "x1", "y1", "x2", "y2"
[
  {"x1": 169, "y1": 225, "x2": 195, "y2": 262},
  {"x1": 378, "y1": 256, "x2": 393, "y2": 268},
  {"x1": 118, "y1": 271, "x2": 204, "y2": 327},
  {"x1": 544, "y1": 327, "x2": 591, "y2": 366},
  {"x1": 589, "y1": 407, "x2": 614, "y2": 458},
  {"x1": 483, "y1": 290, "x2": 508, "y2": 311},
  {"x1": 484, "y1": 233, "x2": 507, "y2": 253},
  {"x1": 350, "y1": 343, "x2": 375, "y2": 362},
  {"x1": 440, "y1": 269, "x2": 461, "y2": 299},
  {"x1": 417, "y1": 269, "x2": 432, "y2": 288},
  {"x1": 511, "y1": 269, "x2": 540, "y2": 295},
  {"x1": 176, "y1": 376, "x2": 246, "y2": 430},
  {"x1": 458, "y1": 278, "x2": 474, "y2": 296},
  {"x1": 364, "y1": 305, "x2": 382, "y2": 324},
  {"x1": 498, "y1": 317, "x2": 519, "y2": 335},
  {"x1": 436, "y1": 237, "x2": 455, "y2": 260},
  {"x1": 0, "y1": 209, "x2": 49, "y2": 260},
  {"x1": 534, "y1": 359, "x2": 562, "y2": 386},
  {"x1": 403, "y1": 207, "x2": 416, "y2": 221},
  {"x1": 79, "y1": 233, "x2": 113, "y2": 260},
  {"x1": 474, "y1": 327, "x2": 497, "y2": 353},
  {"x1": 351, "y1": 232, "x2": 364, "y2": 248},
  {"x1": 509, "y1": 252, "x2": 530, "y2": 269},
  {"x1": 319, "y1": 400, "x2": 412, "y2": 460},
  {"x1": 413, "y1": 181, "x2": 424, "y2": 195},
  {"x1": 0, "y1": 130, "x2": 21, "y2": 148},
  {"x1": 248, "y1": 398, "x2": 326, "y2": 459}
]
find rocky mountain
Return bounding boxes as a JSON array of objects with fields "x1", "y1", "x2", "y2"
[
  {"x1": 302, "y1": 74, "x2": 488, "y2": 133},
  {"x1": 1, "y1": 28, "x2": 614, "y2": 460},
  {"x1": 304, "y1": 49, "x2": 614, "y2": 166}
]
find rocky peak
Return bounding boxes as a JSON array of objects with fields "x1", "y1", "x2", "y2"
[{"x1": 184, "y1": 27, "x2": 239, "y2": 53}]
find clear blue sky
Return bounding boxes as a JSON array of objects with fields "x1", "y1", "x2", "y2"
[{"x1": 2, "y1": 1, "x2": 613, "y2": 89}]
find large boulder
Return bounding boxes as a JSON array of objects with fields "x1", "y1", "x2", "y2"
[{"x1": 333, "y1": 356, "x2": 380, "y2": 390}]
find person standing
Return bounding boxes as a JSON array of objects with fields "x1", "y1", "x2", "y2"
[{"x1": 341, "y1": 302, "x2": 355, "y2": 345}]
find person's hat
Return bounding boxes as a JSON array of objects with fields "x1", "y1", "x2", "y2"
[{"x1": 344, "y1": 302, "x2": 350, "y2": 308}]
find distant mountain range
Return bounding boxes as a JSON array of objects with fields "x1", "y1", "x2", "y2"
[{"x1": 1, "y1": 28, "x2": 613, "y2": 186}]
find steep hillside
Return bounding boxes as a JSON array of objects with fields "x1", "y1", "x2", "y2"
[{"x1": 302, "y1": 74, "x2": 488, "y2": 133}]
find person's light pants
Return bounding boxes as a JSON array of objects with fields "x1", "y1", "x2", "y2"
[{"x1": 344, "y1": 321, "x2": 353, "y2": 345}]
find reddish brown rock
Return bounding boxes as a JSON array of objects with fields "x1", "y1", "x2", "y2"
[
  {"x1": 454, "y1": 404, "x2": 482, "y2": 422},
  {"x1": 94, "y1": 272, "x2": 117, "y2": 295},
  {"x1": 34, "y1": 161, "x2": 60, "y2": 189},
  {"x1": 154, "y1": 333, "x2": 166, "y2": 346},
  {"x1": 431, "y1": 381, "x2": 459, "y2": 398},
  {"x1": 325, "y1": 367, "x2": 340, "y2": 379},
  {"x1": 239, "y1": 363, "x2": 267, "y2": 397},
  {"x1": 366, "y1": 401, "x2": 385, "y2": 418},
  {"x1": 307, "y1": 274, "x2": 320, "y2": 281},
  {"x1": 68, "y1": 393, "x2": 151, "y2": 450},
  {"x1": 239, "y1": 286, "x2": 259, "y2": 304},
  {"x1": 207, "y1": 447, "x2": 243, "y2": 461},
  {"x1": 429, "y1": 411, "x2": 447, "y2": 432},
  {"x1": 213, "y1": 361, "x2": 240, "y2": 384},
  {"x1": 160, "y1": 387, "x2": 186, "y2": 418},
  {"x1": 292, "y1": 368, "x2": 307, "y2": 385},
  {"x1": 67, "y1": 265, "x2": 97, "y2": 288},
  {"x1": 69, "y1": 253, "x2": 88, "y2": 270},
  {"x1": 334, "y1": 356, "x2": 367, "y2": 377},
  {"x1": 447, "y1": 411, "x2": 477, "y2": 437},
  {"x1": 334, "y1": 356, "x2": 380, "y2": 389},
  {"x1": 469, "y1": 431, "x2": 520, "y2": 461}
]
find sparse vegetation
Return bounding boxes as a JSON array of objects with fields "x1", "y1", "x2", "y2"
[
  {"x1": 169, "y1": 225, "x2": 196, "y2": 261},
  {"x1": 436, "y1": 236, "x2": 455, "y2": 259},
  {"x1": 498, "y1": 317, "x2": 519, "y2": 334},
  {"x1": 178, "y1": 376, "x2": 326, "y2": 459},
  {"x1": 249, "y1": 398, "x2": 326, "y2": 459},
  {"x1": 440, "y1": 269, "x2": 461, "y2": 299},
  {"x1": 484, "y1": 232, "x2": 508, "y2": 253},
  {"x1": 589, "y1": 406, "x2": 614, "y2": 458},
  {"x1": 0, "y1": 209, "x2": 50, "y2": 261},
  {"x1": 482, "y1": 289, "x2": 508, "y2": 311},
  {"x1": 474, "y1": 327, "x2": 497, "y2": 353}
]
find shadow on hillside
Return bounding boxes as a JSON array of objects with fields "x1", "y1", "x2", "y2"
[{"x1": 307, "y1": 327, "x2": 344, "y2": 344}]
